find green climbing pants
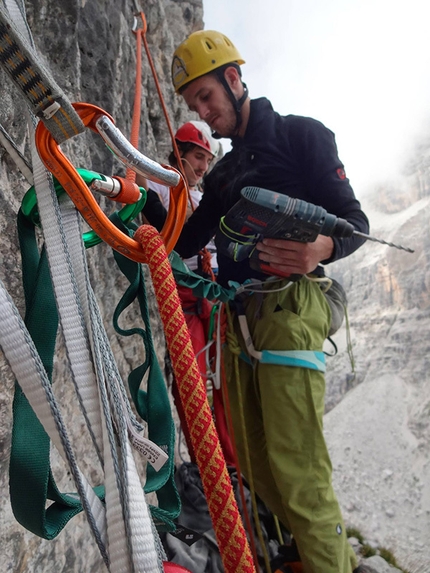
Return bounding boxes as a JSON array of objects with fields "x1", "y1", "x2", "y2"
[{"x1": 223, "y1": 276, "x2": 357, "y2": 573}]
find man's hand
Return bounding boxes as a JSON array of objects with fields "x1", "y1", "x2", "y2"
[{"x1": 255, "y1": 235, "x2": 334, "y2": 276}]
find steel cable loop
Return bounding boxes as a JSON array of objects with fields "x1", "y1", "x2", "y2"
[{"x1": 134, "y1": 224, "x2": 256, "y2": 573}]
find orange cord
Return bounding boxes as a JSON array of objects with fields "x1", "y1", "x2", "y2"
[
  {"x1": 135, "y1": 11, "x2": 215, "y2": 277},
  {"x1": 136, "y1": 13, "x2": 191, "y2": 201}
]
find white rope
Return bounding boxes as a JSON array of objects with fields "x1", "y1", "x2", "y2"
[
  {"x1": 30, "y1": 127, "x2": 162, "y2": 572},
  {"x1": 0, "y1": 1, "x2": 165, "y2": 570},
  {"x1": 0, "y1": 279, "x2": 109, "y2": 562}
]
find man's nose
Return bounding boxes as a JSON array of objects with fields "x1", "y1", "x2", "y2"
[{"x1": 196, "y1": 103, "x2": 210, "y2": 120}]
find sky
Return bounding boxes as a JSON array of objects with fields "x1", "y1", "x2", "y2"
[{"x1": 202, "y1": 0, "x2": 430, "y2": 198}]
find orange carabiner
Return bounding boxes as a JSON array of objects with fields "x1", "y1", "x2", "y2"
[{"x1": 35, "y1": 102, "x2": 188, "y2": 259}]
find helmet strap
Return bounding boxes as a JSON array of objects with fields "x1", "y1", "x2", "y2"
[{"x1": 214, "y1": 66, "x2": 249, "y2": 136}]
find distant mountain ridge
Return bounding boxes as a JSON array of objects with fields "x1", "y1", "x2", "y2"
[{"x1": 324, "y1": 149, "x2": 430, "y2": 571}]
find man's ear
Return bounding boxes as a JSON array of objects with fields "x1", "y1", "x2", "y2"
[{"x1": 224, "y1": 66, "x2": 242, "y2": 93}]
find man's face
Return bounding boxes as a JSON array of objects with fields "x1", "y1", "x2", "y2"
[
  {"x1": 182, "y1": 146, "x2": 213, "y2": 187},
  {"x1": 182, "y1": 74, "x2": 237, "y2": 138}
]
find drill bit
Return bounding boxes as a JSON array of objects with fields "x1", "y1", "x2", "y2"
[{"x1": 353, "y1": 231, "x2": 415, "y2": 253}]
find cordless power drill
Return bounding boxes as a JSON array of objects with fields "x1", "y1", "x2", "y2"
[{"x1": 217, "y1": 186, "x2": 413, "y2": 276}]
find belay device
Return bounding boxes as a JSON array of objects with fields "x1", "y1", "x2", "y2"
[{"x1": 218, "y1": 186, "x2": 414, "y2": 274}]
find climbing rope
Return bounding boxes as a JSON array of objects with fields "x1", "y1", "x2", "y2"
[
  {"x1": 133, "y1": 8, "x2": 215, "y2": 279},
  {"x1": 136, "y1": 10, "x2": 185, "y2": 179},
  {"x1": 134, "y1": 224, "x2": 256, "y2": 573}
]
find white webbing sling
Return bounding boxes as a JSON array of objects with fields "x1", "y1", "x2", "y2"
[{"x1": 0, "y1": 1, "x2": 166, "y2": 570}]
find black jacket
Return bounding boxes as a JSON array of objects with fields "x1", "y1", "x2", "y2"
[{"x1": 161, "y1": 98, "x2": 369, "y2": 287}]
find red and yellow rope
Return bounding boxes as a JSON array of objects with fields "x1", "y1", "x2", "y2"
[{"x1": 134, "y1": 225, "x2": 256, "y2": 573}]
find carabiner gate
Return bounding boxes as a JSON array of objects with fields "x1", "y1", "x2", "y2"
[{"x1": 35, "y1": 102, "x2": 188, "y2": 260}]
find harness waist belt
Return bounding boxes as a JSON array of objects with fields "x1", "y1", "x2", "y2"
[{"x1": 239, "y1": 349, "x2": 326, "y2": 372}]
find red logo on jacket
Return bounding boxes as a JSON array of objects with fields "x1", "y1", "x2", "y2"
[{"x1": 336, "y1": 168, "x2": 346, "y2": 180}]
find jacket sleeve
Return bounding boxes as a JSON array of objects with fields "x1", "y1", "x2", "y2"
[
  {"x1": 174, "y1": 181, "x2": 223, "y2": 259},
  {"x1": 289, "y1": 116, "x2": 369, "y2": 263},
  {"x1": 141, "y1": 188, "x2": 167, "y2": 232}
]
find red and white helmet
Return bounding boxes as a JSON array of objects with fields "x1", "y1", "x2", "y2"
[{"x1": 175, "y1": 122, "x2": 215, "y2": 156}]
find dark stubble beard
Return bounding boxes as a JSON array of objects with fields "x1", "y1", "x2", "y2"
[{"x1": 213, "y1": 105, "x2": 240, "y2": 139}]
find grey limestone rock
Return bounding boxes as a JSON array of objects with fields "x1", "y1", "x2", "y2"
[{"x1": 0, "y1": 0, "x2": 202, "y2": 571}]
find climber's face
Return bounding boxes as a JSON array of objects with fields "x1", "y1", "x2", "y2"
[
  {"x1": 181, "y1": 146, "x2": 213, "y2": 187},
  {"x1": 182, "y1": 73, "x2": 238, "y2": 138}
]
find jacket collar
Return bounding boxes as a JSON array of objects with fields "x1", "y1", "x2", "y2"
[{"x1": 231, "y1": 97, "x2": 274, "y2": 147}]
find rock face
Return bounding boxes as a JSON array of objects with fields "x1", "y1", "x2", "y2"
[
  {"x1": 324, "y1": 168, "x2": 430, "y2": 572},
  {"x1": 0, "y1": 1, "x2": 202, "y2": 571}
]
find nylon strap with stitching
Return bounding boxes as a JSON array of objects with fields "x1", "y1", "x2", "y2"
[{"x1": 0, "y1": 2, "x2": 84, "y2": 142}]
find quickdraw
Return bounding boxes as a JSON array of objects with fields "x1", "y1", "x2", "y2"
[{"x1": 35, "y1": 102, "x2": 188, "y2": 259}]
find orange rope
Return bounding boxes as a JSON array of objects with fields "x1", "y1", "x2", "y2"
[
  {"x1": 137, "y1": 11, "x2": 216, "y2": 273},
  {"x1": 199, "y1": 246, "x2": 216, "y2": 281},
  {"x1": 137, "y1": 13, "x2": 190, "y2": 199},
  {"x1": 134, "y1": 225, "x2": 256, "y2": 573},
  {"x1": 127, "y1": 12, "x2": 193, "y2": 216}
]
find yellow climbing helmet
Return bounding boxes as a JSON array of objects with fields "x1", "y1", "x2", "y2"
[{"x1": 171, "y1": 30, "x2": 245, "y2": 93}]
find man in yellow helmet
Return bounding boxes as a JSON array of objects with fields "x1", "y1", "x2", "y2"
[{"x1": 168, "y1": 30, "x2": 369, "y2": 573}]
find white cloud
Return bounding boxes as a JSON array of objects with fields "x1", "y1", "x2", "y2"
[{"x1": 203, "y1": 0, "x2": 430, "y2": 196}]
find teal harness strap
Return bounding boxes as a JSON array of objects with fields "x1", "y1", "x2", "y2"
[
  {"x1": 261, "y1": 349, "x2": 326, "y2": 372},
  {"x1": 10, "y1": 210, "x2": 97, "y2": 539},
  {"x1": 234, "y1": 293, "x2": 326, "y2": 373},
  {"x1": 168, "y1": 255, "x2": 326, "y2": 372},
  {"x1": 111, "y1": 215, "x2": 180, "y2": 531},
  {"x1": 239, "y1": 349, "x2": 326, "y2": 373}
]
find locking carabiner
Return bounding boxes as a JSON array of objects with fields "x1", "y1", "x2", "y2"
[
  {"x1": 21, "y1": 167, "x2": 148, "y2": 249},
  {"x1": 35, "y1": 102, "x2": 188, "y2": 259}
]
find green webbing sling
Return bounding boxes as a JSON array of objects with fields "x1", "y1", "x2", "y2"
[
  {"x1": 111, "y1": 216, "x2": 180, "y2": 530},
  {"x1": 10, "y1": 210, "x2": 101, "y2": 538},
  {"x1": 10, "y1": 211, "x2": 180, "y2": 538},
  {"x1": 168, "y1": 250, "x2": 235, "y2": 303}
]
